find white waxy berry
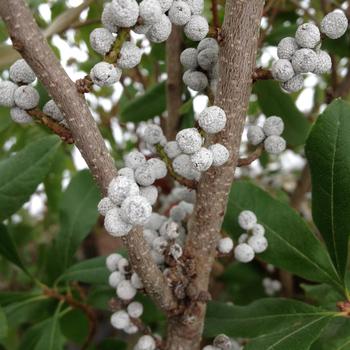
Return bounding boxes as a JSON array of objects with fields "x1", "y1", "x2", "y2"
[
  {"x1": 127, "y1": 301, "x2": 144, "y2": 318},
  {"x1": 238, "y1": 210, "x2": 257, "y2": 230},
  {"x1": 143, "y1": 229, "x2": 158, "y2": 244},
  {"x1": 109, "y1": 270, "x2": 125, "y2": 288},
  {"x1": 118, "y1": 257, "x2": 130, "y2": 274},
  {"x1": 277, "y1": 37, "x2": 299, "y2": 60},
  {"x1": 172, "y1": 187, "x2": 196, "y2": 203},
  {"x1": 238, "y1": 233, "x2": 248, "y2": 244},
  {"x1": 133, "y1": 23, "x2": 152, "y2": 34},
  {"x1": 183, "y1": 0, "x2": 204, "y2": 15},
  {"x1": 168, "y1": 1, "x2": 191, "y2": 26},
  {"x1": 117, "y1": 280, "x2": 137, "y2": 300},
  {"x1": 10, "y1": 107, "x2": 32, "y2": 124},
  {"x1": 247, "y1": 125, "x2": 265, "y2": 146},
  {"x1": 313, "y1": 50, "x2": 332, "y2": 74},
  {"x1": 108, "y1": 176, "x2": 140, "y2": 205},
  {"x1": 161, "y1": 220, "x2": 180, "y2": 239},
  {"x1": 101, "y1": 3, "x2": 119, "y2": 33},
  {"x1": 110, "y1": 0, "x2": 139, "y2": 28},
  {"x1": 234, "y1": 243, "x2": 255, "y2": 263},
  {"x1": 209, "y1": 143, "x2": 229, "y2": 167},
  {"x1": 151, "y1": 249, "x2": 165, "y2": 264},
  {"x1": 263, "y1": 116, "x2": 284, "y2": 136},
  {"x1": 139, "y1": 0, "x2": 163, "y2": 25},
  {"x1": 218, "y1": 237, "x2": 234, "y2": 254},
  {"x1": 321, "y1": 10, "x2": 348, "y2": 39},
  {"x1": 184, "y1": 15, "x2": 209, "y2": 41},
  {"x1": 0, "y1": 81, "x2": 17, "y2": 107},
  {"x1": 176, "y1": 128, "x2": 202, "y2": 154},
  {"x1": 213, "y1": 334, "x2": 232, "y2": 350},
  {"x1": 147, "y1": 158, "x2": 167, "y2": 179},
  {"x1": 43, "y1": 99, "x2": 64, "y2": 122},
  {"x1": 140, "y1": 185, "x2": 158, "y2": 205},
  {"x1": 14, "y1": 85, "x2": 39, "y2": 110},
  {"x1": 170, "y1": 243, "x2": 183, "y2": 260},
  {"x1": 106, "y1": 253, "x2": 123, "y2": 272},
  {"x1": 90, "y1": 62, "x2": 121, "y2": 87},
  {"x1": 143, "y1": 124, "x2": 164, "y2": 145},
  {"x1": 197, "y1": 48, "x2": 219, "y2": 71},
  {"x1": 117, "y1": 41, "x2": 143, "y2": 69},
  {"x1": 264, "y1": 135, "x2": 286, "y2": 154},
  {"x1": 272, "y1": 59, "x2": 295, "y2": 82},
  {"x1": 135, "y1": 163, "x2": 156, "y2": 186},
  {"x1": 252, "y1": 223, "x2": 265, "y2": 236},
  {"x1": 89, "y1": 28, "x2": 115, "y2": 55},
  {"x1": 170, "y1": 205, "x2": 187, "y2": 222},
  {"x1": 121, "y1": 195, "x2": 152, "y2": 225},
  {"x1": 131, "y1": 273, "x2": 144, "y2": 290},
  {"x1": 144, "y1": 213, "x2": 167, "y2": 230},
  {"x1": 180, "y1": 48, "x2": 198, "y2": 70},
  {"x1": 9, "y1": 59, "x2": 36, "y2": 84},
  {"x1": 124, "y1": 151, "x2": 146, "y2": 170},
  {"x1": 147, "y1": 14, "x2": 172, "y2": 43},
  {"x1": 124, "y1": 324, "x2": 138, "y2": 334},
  {"x1": 190, "y1": 147, "x2": 213, "y2": 172},
  {"x1": 248, "y1": 235, "x2": 268, "y2": 253},
  {"x1": 118, "y1": 167, "x2": 135, "y2": 180},
  {"x1": 104, "y1": 207, "x2": 133, "y2": 237},
  {"x1": 136, "y1": 335, "x2": 156, "y2": 350},
  {"x1": 97, "y1": 197, "x2": 115, "y2": 216},
  {"x1": 198, "y1": 106, "x2": 227, "y2": 134},
  {"x1": 291, "y1": 48, "x2": 317, "y2": 73},
  {"x1": 158, "y1": 0, "x2": 173, "y2": 12},
  {"x1": 111, "y1": 310, "x2": 130, "y2": 329},
  {"x1": 178, "y1": 200, "x2": 194, "y2": 214},
  {"x1": 164, "y1": 141, "x2": 182, "y2": 159},
  {"x1": 183, "y1": 70, "x2": 208, "y2": 91},
  {"x1": 281, "y1": 74, "x2": 304, "y2": 93},
  {"x1": 173, "y1": 154, "x2": 201, "y2": 180},
  {"x1": 152, "y1": 236, "x2": 168, "y2": 254},
  {"x1": 202, "y1": 346, "x2": 219, "y2": 350},
  {"x1": 295, "y1": 23, "x2": 321, "y2": 48},
  {"x1": 197, "y1": 37, "x2": 219, "y2": 53}
]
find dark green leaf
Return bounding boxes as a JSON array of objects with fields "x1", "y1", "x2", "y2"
[
  {"x1": 301, "y1": 283, "x2": 342, "y2": 309},
  {"x1": 0, "y1": 307, "x2": 7, "y2": 340},
  {"x1": 60, "y1": 309, "x2": 88, "y2": 345}
]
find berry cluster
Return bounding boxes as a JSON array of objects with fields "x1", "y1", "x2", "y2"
[
  {"x1": 247, "y1": 116, "x2": 286, "y2": 155},
  {"x1": 272, "y1": 10, "x2": 348, "y2": 93},
  {"x1": 262, "y1": 277, "x2": 282, "y2": 296},
  {"x1": 181, "y1": 38, "x2": 219, "y2": 92},
  {"x1": 202, "y1": 334, "x2": 239, "y2": 350}
]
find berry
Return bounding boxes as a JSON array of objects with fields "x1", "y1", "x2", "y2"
[
  {"x1": 183, "y1": 70, "x2": 208, "y2": 91},
  {"x1": 252, "y1": 223, "x2": 265, "y2": 236},
  {"x1": 173, "y1": 154, "x2": 201, "y2": 180},
  {"x1": 110, "y1": 0, "x2": 139, "y2": 28},
  {"x1": 198, "y1": 48, "x2": 219, "y2": 71},
  {"x1": 117, "y1": 41, "x2": 143, "y2": 69},
  {"x1": 198, "y1": 106, "x2": 227, "y2": 134},
  {"x1": 89, "y1": 28, "x2": 115, "y2": 55},
  {"x1": 131, "y1": 273, "x2": 144, "y2": 289},
  {"x1": 263, "y1": 116, "x2": 284, "y2": 136},
  {"x1": 0, "y1": 81, "x2": 17, "y2": 107},
  {"x1": 14, "y1": 85, "x2": 39, "y2": 110},
  {"x1": 106, "y1": 253, "x2": 123, "y2": 272},
  {"x1": 124, "y1": 151, "x2": 146, "y2": 170},
  {"x1": 139, "y1": 0, "x2": 163, "y2": 25},
  {"x1": 180, "y1": 48, "x2": 198, "y2": 70},
  {"x1": 147, "y1": 14, "x2": 172, "y2": 43},
  {"x1": 118, "y1": 167, "x2": 135, "y2": 179},
  {"x1": 281, "y1": 74, "x2": 304, "y2": 93},
  {"x1": 202, "y1": 346, "x2": 219, "y2": 350},
  {"x1": 124, "y1": 324, "x2": 138, "y2": 334},
  {"x1": 213, "y1": 334, "x2": 233, "y2": 350},
  {"x1": 101, "y1": 3, "x2": 119, "y2": 33},
  {"x1": 190, "y1": 147, "x2": 213, "y2": 171},
  {"x1": 168, "y1": 1, "x2": 191, "y2": 26},
  {"x1": 238, "y1": 233, "x2": 248, "y2": 244},
  {"x1": 234, "y1": 243, "x2": 255, "y2": 263},
  {"x1": 183, "y1": 0, "x2": 204, "y2": 15},
  {"x1": 247, "y1": 125, "x2": 265, "y2": 146},
  {"x1": 264, "y1": 135, "x2": 286, "y2": 154},
  {"x1": 184, "y1": 15, "x2": 209, "y2": 41},
  {"x1": 111, "y1": 310, "x2": 130, "y2": 329},
  {"x1": 313, "y1": 50, "x2": 332, "y2": 74},
  {"x1": 209, "y1": 143, "x2": 229, "y2": 166},
  {"x1": 248, "y1": 235, "x2": 268, "y2": 253},
  {"x1": 178, "y1": 200, "x2": 194, "y2": 214},
  {"x1": 147, "y1": 158, "x2": 167, "y2": 179},
  {"x1": 170, "y1": 205, "x2": 187, "y2": 222},
  {"x1": 118, "y1": 257, "x2": 130, "y2": 274},
  {"x1": 158, "y1": 0, "x2": 173, "y2": 12},
  {"x1": 164, "y1": 141, "x2": 182, "y2": 159},
  {"x1": 271, "y1": 59, "x2": 295, "y2": 82},
  {"x1": 170, "y1": 243, "x2": 183, "y2": 260},
  {"x1": 108, "y1": 176, "x2": 140, "y2": 205},
  {"x1": 295, "y1": 23, "x2": 320, "y2": 48},
  {"x1": 97, "y1": 197, "x2": 115, "y2": 216},
  {"x1": 90, "y1": 62, "x2": 121, "y2": 86},
  {"x1": 133, "y1": 23, "x2": 152, "y2": 34},
  {"x1": 135, "y1": 163, "x2": 156, "y2": 186},
  {"x1": 136, "y1": 335, "x2": 156, "y2": 350},
  {"x1": 10, "y1": 107, "x2": 32, "y2": 124},
  {"x1": 43, "y1": 99, "x2": 64, "y2": 122},
  {"x1": 144, "y1": 213, "x2": 167, "y2": 230},
  {"x1": 127, "y1": 301, "x2": 144, "y2": 318},
  {"x1": 104, "y1": 207, "x2": 133, "y2": 237},
  {"x1": 121, "y1": 195, "x2": 152, "y2": 225},
  {"x1": 143, "y1": 124, "x2": 164, "y2": 145},
  {"x1": 152, "y1": 236, "x2": 168, "y2": 254},
  {"x1": 176, "y1": 128, "x2": 202, "y2": 154},
  {"x1": 9, "y1": 59, "x2": 36, "y2": 84},
  {"x1": 197, "y1": 37, "x2": 219, "y2": 53},
  {"x1": 321, "y1": 10, "x2": 348, "y2": 39},
  {"x1": 218, "y1": 237, "x2": 234, "y2": 254},
  {"x1": 291, "y1": 48, "x2": 317, "y2": 73},
  {"x1": 238, "y1": 210, "x2": 257, "y2": 230},
  {"x1": 140, "y1": 185, "x2": 158, "y2": 205},
  {"x1": 117, "y1": 280, "x2": 137, "y2": 300},
  {"x1": 109, "y1": 270, "x2": 125, "y2": 288},
  {"x1": 277, "y1": 37, "x2": 299, "y2": 60}
]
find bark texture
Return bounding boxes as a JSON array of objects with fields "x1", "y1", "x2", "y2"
[
  {"x1": 165, "y1": 1, "x2": 265, "y2": 349},
  {"x1": 0, "y1": 0, "x2": 176, "y2": 313}
]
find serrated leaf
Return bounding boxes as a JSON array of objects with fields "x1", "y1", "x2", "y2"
[
  {"x1": 306, "y1": 100, "x2": 350, "y2": 279},
  {"x1": 224, "y1": 181, "x2": 343, "y2": 292},
  {"x1": 0, "y1": 307, "x2": 7, "y2": 340},
  {"x1": 0, "y1": 135, "x2": 61, "y2": 221},
  {"x1": 254, "y1": 80, "x2": 311, "y2": 147}
]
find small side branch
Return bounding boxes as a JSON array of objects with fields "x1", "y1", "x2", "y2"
[
  {"x1": 253, "y1": 67, "x2": 273, "y2": 82},
  {"x1": 237, "y1": 145, "x2": 263, "y2": 167}
]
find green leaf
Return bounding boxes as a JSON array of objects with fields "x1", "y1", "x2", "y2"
[
  {"x1": 0, "y1": 307, "x2": 7, "y2": 340},
  {"x1": 306, "y1": 99, "x2": 350, "y2": 279},
  {"x1": 301, "y1": 283, "x2": 342, "y2": 308},
  {"x1": 60, "y1": 309, "x2": 88, "y2": 345},
  {"x1": 54, "y1": 170, "x2": 100, "y2": 275},
  {"x1": 205, "y1": 298, "x2": 333, "y2": 338},
  {"x1": 254, "y1": 80, "x2": 311, "y2": 147},
  {"x1": 120, "y1": 82, "x2": 166, "y2": 122},
  {"x1": 224, "y1": 181, "x2": 343, "y2": 291},
  {"x1": 0, "y1": 135, "x2": 61, "y2": 221},
  {"x1": 58, "y1": 256, "x2": 108, "y2": 285}
]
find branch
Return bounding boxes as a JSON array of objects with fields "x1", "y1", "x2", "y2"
[
  {"x1": 0, "y1": 0, "x2": 176, "y2": 313},
  {"x1": 252, "y1": 67, "x2": 273, "y2": 82},
  {"x1": 237, "y1": 145, "x2": 263, "y2": 167}
]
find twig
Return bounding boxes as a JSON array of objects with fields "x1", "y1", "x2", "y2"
[
  {"x1": 211, "y1": 0, "x2": 220, "y2": 30},
  {"x1": 237, "y1": 145, "x2": 263, "y2": 167},
  {"x1": 252, "y1": 67, "x2": 273, "y2": 82}
]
